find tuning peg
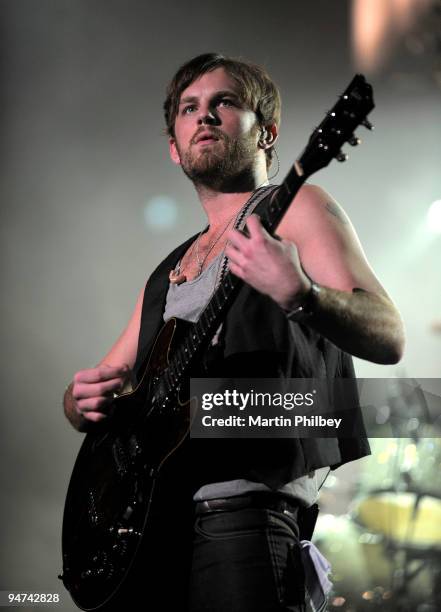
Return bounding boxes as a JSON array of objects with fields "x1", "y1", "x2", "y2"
[
  {"x1": 348, "y1": 134, "x2": 361, "y2": 146},
  {"x1": 336, "y1": 151, "x2": 348, "y2": 162},
  {"x1": 362, "y1": 119, "x2": 374, "y2": 130}
]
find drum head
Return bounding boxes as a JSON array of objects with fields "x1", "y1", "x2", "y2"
[
  {"x1": 313, "y1": 513, "x2": 436, "y2": 608},
  {"x1": 353, "y1": 491, "x2": 441, "y2": 550}
]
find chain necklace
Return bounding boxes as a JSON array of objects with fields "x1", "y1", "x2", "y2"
[
  {"x1": 169, "y1": 213, "x2": 236, "y2": 285},
  {"x1": 169, "y1": 182, "x2": 272, "y2": 286},
  {"x1": 194, "y1": 214, "x2": 236, "y2": 275}
]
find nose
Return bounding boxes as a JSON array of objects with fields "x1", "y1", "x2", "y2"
[{"x1": 197, "y1": 108, "x2": 220, "y2": 126}]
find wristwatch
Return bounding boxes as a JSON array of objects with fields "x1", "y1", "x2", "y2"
[{"x1": 284, "y1": 280, "x2": 321, "y2": 322}]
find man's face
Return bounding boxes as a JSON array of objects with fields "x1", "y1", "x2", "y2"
[{"x1": 169, "y1": 67, "x2": 261, "y2": 186}]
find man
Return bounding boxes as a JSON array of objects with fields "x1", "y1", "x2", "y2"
[{"x1": 64, "y1": 53, "x2": 405, "y2": 611}]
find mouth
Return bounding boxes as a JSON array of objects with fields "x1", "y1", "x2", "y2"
[{"x1": 194, "y1": 132, "x2": 221, "y2": 145}]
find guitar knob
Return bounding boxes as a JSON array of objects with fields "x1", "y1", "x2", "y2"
[
  {"x1": 336, "y1": 151, "x2": 348, "y2": 162},
  {"x1": 348, "y1": 135, "x2": 361, "y2": 146},
  {"x1": 80, "y1": 565, "x2": 113, "y2": 580},
  {"x1": 362, "y1": 119, "x2": 374, "y2": 130}
]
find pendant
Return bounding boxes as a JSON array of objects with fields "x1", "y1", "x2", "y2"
[{"x1": 169, "y1": 269, "x2": 187, "y2": 285}]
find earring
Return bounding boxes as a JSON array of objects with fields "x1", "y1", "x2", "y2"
[{"x1": 259, "y1": 126, "x2": 271, "y2": 147}]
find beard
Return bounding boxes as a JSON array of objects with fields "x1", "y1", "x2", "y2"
[{"x1": 176, "y1": 126, "x2": 260, "y2": 191}]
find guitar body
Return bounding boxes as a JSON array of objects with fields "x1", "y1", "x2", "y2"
[{"x1": 61, "y1": 318, "x2": 196, "y2": 610}]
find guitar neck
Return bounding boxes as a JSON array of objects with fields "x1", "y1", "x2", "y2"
[
  {"x1": 256, "y1": 163, "x2": 306, "y2": 234},
  {"x1": 165, "y1": 166, "x2": 306, "y2": 386}
]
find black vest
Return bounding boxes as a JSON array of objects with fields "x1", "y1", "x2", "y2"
[{"x1": 133, "y1": 233, "x2": 371, "y2": 493}]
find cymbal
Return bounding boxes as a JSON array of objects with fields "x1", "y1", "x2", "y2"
[{"x1": 353, "y1": 491, "x2": 441, "y2": 550}]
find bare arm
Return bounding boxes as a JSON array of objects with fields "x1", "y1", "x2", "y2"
[
  {"x1": 63, "y1": 285, "x2": 145, "y2": 431},
  {"x1": 302, "y1": 285, "x2": 404, "y2": 363},
  {"x1": 226, "y1": 184, "x2": 405, "y2": 365}
]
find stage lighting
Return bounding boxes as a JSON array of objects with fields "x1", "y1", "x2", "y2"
[{"x1": 143, "y1": 195, "x2": 178, "y2": 231}]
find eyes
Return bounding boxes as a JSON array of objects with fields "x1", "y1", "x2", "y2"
[{"x1": 181, "y1": 98, "x2": 236, "y2": 116}]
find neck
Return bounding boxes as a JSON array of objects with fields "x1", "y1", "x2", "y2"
[{"x1": 194, "y1": 166, "x2": 270, "y2": 229}]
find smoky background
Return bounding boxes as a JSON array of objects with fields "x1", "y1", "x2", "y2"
[{"x1": 1, "y1": 1, "x2": 440, "y2": 609}]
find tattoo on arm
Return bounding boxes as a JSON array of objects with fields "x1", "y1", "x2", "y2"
[{"x1": 325, "y1": 201, "x2": 348, "y2": 225}]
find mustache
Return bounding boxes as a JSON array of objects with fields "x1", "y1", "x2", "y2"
[{"x1": 191, "y1": 128, "x2": 225, "y2": 145}]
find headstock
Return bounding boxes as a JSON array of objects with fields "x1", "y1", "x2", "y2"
[{"x1": 298, "y1": 74, "x2": 375, "y2": 177}]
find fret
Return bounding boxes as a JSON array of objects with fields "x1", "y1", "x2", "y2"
[
  {"x1": 187, "y1": 333, "x2": 197, "y2": 352},
  {"x1": 174, "y1": 353, "x2": 184, "y2": 376},
  {"x1": 181, "y1": 340, "x2": 191, "y2": 359},
  {"x1": 203, "y1": 310, "x2": 212, "y2": 327},
  {"x1": 224, "y1": 274, "x2": 235, "y2": 292},
  {"x1": 286, "y1": 168, "x2": 302, "y2": 194},
  {"x1": 163, "y1": 369, "x2": 173, "y2": 394},
  {"x1": 169, "y1": 363, "x2": 178, "y2": 384},
  {"x1": 198, "y1": 314, "x2": 208, "y2": 336},
  {"x1": 219, "y1": 284, "x2": 228, "y2": 302},
  {"x1": 207, "y1": 300, "x2": 217, "y2": 321},
  {"x1": 204, "y1": 302, "x2": 213, "y2": 323},
  {"x1": 196, "y1": 324, "x2": 206, "y2": 340},
  {"x1": 207, "y1": 289, "x2": 220, "y2": 316},
  {"x1": 179, "y1": 346, "x2": 190, "y2": 368},
  {"x1": 213, "y1": 291, "x2": 221, "y2": 310},
  {"x1": 192, "y1": 329, "x2": 201, "y2": 345},
  {"x1": 202, "y1": 311, "x2": 213, "y2": 332},
  {"x1": 280, "y1": 179, "x2": 292, "y2": 200},
  {"x1": 261, "y1": 210, "x2": 270, "y2": 228},
  {"x1": 271, "y1": 195, "x2": 281, "y2": 215}
]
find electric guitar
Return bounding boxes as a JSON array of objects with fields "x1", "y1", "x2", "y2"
[{"x1": 60, "y1": 75, "x2": 375, "y2": 610}]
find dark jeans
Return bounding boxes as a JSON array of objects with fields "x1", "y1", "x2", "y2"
[
  {"x1": 116, "y1": 497, "x2": 306, "y2": 611},
  {"x1": 189, "y1": 507, "x2": 306, "y2": 612}
]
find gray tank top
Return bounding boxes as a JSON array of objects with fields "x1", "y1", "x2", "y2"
[
  {"x1": 163, "y1": 226, "x2": 318, "y2": 507},
  {"x1": 164, "y1": 254, "x2": 224, "y2": 323}
]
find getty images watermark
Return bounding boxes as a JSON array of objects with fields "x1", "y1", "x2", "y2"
[
  {"x1": 200, "y1": 387, "x2": 341, "y2": 429},
  {"x1": 189, "y1": 378, "x2": 441, "y2": 438}
]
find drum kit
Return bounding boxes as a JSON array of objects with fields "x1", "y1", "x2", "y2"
[{"x1": 313, "y1": 379, "x2": 441, "y2": 611}]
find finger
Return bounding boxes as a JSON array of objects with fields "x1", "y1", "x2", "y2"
[
  {"x1": 227, "y1": 260, "x2": 244, "y2": 279},
  {"x1": 227, "y1": 227, "x2": 250, "y2": 250},
  {"x1": 245, "y1": 214, "x2": 267, "y2": 239},
  {"x1": 77, "y1": 396, "x2": 114, "y2": 414},
  {"x1": 281, "y1": 238, "x2": 300, "y2": 260},
  {"x1": 224, "y1": 243, "x2": 247, "y2": 267},
  {"x1": 83, "y1": 411, "x2": 108, "y2": 423},
  {"x1": 73, "y1": 378, "x2": 123, "y2": 400},
  {"x1": 75, "y1": 364, "x2": 129, "y2": 384},
  {"x1": 96, "y1": 363, "x2": 130, "y2": 382}
]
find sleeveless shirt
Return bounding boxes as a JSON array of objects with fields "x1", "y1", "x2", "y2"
[
  {"x1": 132, "y1": 186, "x2": 371, "y2": 497},
  {"x1": 163, "y1": 251, "x2": 318, "y2": 506}
]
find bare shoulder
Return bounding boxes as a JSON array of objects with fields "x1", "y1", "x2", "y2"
[
  {"x1": 276, "y1": 183, "x2": 351, "y2": 242},
  {"x1": 276, "y1": 183, "x2": 389, "y2": 295}
]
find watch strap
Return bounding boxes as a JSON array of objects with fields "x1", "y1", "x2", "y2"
[{"x1": 284, "y1": 281, "x2": 321, "y2": 322}]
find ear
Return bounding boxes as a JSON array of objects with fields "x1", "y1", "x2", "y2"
[
  {"x1": 169, "y1": 137, "x2": 181, "y2": 165},
  {"x1": 262, "y1": 122, "x2": 278, "y2": 148}
]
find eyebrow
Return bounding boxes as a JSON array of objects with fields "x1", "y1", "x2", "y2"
[{"x1": 179, "y1": 89, "x2": 240, "y2": 106}]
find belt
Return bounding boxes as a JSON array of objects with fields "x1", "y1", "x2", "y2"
[{"x1": 194, "y1": 494, "x2": 300, "y2": 517}]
